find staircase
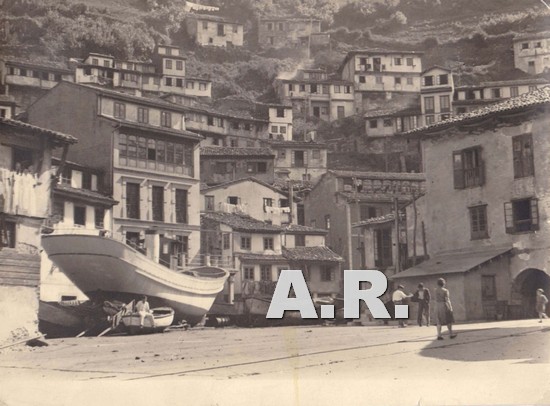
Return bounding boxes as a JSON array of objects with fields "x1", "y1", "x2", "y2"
[{"x1": 0, "y1": 249, "x2": 41, "y2": 287}]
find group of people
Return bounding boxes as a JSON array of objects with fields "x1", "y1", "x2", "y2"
[
  {"x1": 392, "y1": 278, "x2": 456, "y2": 340},
  {"x1": 392, "y1": 279, "x2": 549, "y2": 340}
]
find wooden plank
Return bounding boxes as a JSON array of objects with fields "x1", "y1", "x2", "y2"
[
  {"x1": 0, "y1": 334, "x2": 45, "y2": 350},
  {"x1": 0, "y1": 277, "x2": 40, "y2": 287},
  {"x1": 97, "y1": 327, "x2": 111, "y2": 337}
]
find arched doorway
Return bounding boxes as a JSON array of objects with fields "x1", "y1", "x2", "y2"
[{"x1": 512, "y1": 268, "x2": 550, "y2": 318}]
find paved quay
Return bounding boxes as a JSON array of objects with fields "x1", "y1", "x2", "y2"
[{"x1": 0, "y1": 319, "x2": 548, "y2": 405}]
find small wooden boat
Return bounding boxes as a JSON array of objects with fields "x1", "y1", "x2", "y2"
[{"x1": 121, "y1": 307, "x2": 175, "y2": 334}]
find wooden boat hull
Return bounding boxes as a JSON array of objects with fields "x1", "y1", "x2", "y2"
[
  {"x1": 41, "y1": 234, "x2": 229, "y2": 325},
  {"x1": 121, "y1": 307, "x2": 175, "y2": 334}
]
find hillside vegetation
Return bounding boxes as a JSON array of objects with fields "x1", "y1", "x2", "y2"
[{"x1": 1, "y1": 0, "x2": 549, "y2": 101}]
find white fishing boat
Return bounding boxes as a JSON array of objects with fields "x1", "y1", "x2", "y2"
[
  {"x1": 121, "y1": 307, "x2": 175, "y2": 334},
  {"x1": 41, "y1": 234, "x2": 229, "y2": 325}
]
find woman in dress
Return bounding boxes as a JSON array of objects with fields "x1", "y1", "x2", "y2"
[
  {"x1": 435, "y1": 278, "x2": 456, "y2": 340},
  {"x1": 536, "y1": 288, "x2": 548, "y2": 323}
]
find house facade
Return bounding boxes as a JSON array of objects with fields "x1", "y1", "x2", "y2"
[
  {"x1": 339, "y1": 50, "x2": 423, "y2": 106},
  {"x1": 201, "y1": 177, "x2": 296, "y2": 225},
  {"x1": 0, "y1": 118, "x2": 76, "y2": 343},
  {"x1": 393, "y1": 88, "x2": 550, "y2": 321},
  {"x1": 267, "y1": 139, "x2": 328, "y2": 183},
  {"x1": 453, "y1": 78, "x2": 549, "y2": 115},
  {"x1": 420, "y1": 66, "x2": 454, "y2": 125},
  {"x1": 200, "y1": 146, "x2": 275, "y2": 186},
  {"x1": 27, "y1": 81, "x2": 203, "y2": 269},
  {"x1": 277, "y1": 69, "x2": 355, "y2": 122},
  {"x1": 186, "y1": 14, "x2": 244, "y2": 47},
  {"x1": 513, "y1": 31, "x2": 550, "y2": 75},
  {"x1": 0, "y1": 59, "x2": 75, "y2": 114},
  {"x1": 201, "y1": 212, "x2": 342, "y2": 313},
  {"x1": 258, "y1": 17, "x2": 327, "y2": 49},
  {"x1": 305, "y1": 170, "x2": 426, "y2": 269}
]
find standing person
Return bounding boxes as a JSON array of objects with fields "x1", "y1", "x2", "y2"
[
  {"x1": 392, "y1": 285, "x2": 412, "y2": 328},
  {"x1": 536, "y1": 289, "x2": 548, "y2": 323},
  {"x1": 413, "y1": 283, "x2": 431, "y2": 327},
  {"x1": 435, "y1": 278, "x2": 456, "y2": 340},
  {"x1": 135, "y1": 295, "x2": 155, "y2": 328}
]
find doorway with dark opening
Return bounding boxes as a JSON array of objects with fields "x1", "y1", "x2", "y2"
[{"x1": 511, "y1": 268, "x2": 550, "y2": 319}]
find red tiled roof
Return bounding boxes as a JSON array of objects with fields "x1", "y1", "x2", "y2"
[{"x1": 202, "y1": 212, "x2": 282, "y2": 233}]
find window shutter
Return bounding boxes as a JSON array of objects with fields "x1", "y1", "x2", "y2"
[
  {"x1": 530, "y1": 199, "x2": 539, "y2": 231},
  {"x1": 291, "y1": 151, "x2": 295, "y2": 166},
  {"x1": 304, "y1": 150, "x2": 309, "y2": 165},
  {"x1": 453, "y1": 151, "x2": 465, "y2": 189},
  {"x1": 504, "y1": 202, "x2": 514, "y2": 234},
  {"x1": 512, "y1": 138, "x2": 522, "y2": 178}
]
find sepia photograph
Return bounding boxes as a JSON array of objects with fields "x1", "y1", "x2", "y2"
[{"x1": 0, "y1": 0, "x2": 549, "y2": 404}]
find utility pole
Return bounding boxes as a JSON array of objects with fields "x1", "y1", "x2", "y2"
[{"x1": 393, "y1": 197, "x2": 401, "y2": 273}]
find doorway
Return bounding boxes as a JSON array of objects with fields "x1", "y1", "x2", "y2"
[{"x1": 512, "y1": 268, "x2": 550, "y2": 318}]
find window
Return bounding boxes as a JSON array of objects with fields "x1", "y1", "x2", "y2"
[
  {"x1": 202, "y1": 21, "x2": 208, "y2": 29},
  {"x1": 424, "y1": 76, "x2": 433, "y2": 86},
  {"x1": 263, "y1": 237, "x2": 274, "y2": 250},
  {"x1": 469, "y1": 205, "x2": 488, "y2": 240},
  {"x1": 240, "y1": 236, "x2": 251, "y2": 250},
  {"x1": 369, "y1": 119, "x2": 378, "y2": 129},
  {"x1": 292, "y1": 150, "x2": 305, "y2": 167},
  {"x1": 175, "y1": 189, "x2": 188, "y2": 223},
  {"x1": 244, "y1": 123, "x2": 251, "y2": 131},
  {"x1": 186, "y1": 81, "x2": 194, "y2": 89},
  {"x1": 295, "y1": 234, "x2": 306, "y2": 247},
  {"x1": 521, "y1": 42, "x2": 529, "y2": 49},
  {"x1": 383, "y1": 118, "x2": 392, "y2": 127},
  {"x1": 440, "y1": 95, "x2": 450, "y2": 112},
  {"x1": 165, "y1": 59, "x2": 173, "y2": 69},
  {"x1": 271, "y1": 125, "x2": 278, "y2": 133},
  {"x1": 374, "y1": 228, "x2": 392, "y2": 267},
  {"x1": 278, "y1": 150, "x2": 286, "y2": 159},
  {"x1": 217, "y1": 24, "x2": 225, "y2": 36},
  {"x1": 321, "y1": 266, "x2": 334, "y2": 282},
  {"x1": 439, "y1": 74, "x2": 449, "y2": 85},
  {"x1": 394, "y1": 57, "x2": 402, "y2": 66},
  {"x1": 92, "y1": 58, "x2": 99, "y2": 65},
  {"x1": 424, "y1": 96, "x2": 434, "y2": 113},
  {"x1": 243, "y1": 267, "x2": 254, "y2": 280},
  {"x1": 395, "y1": 77, "x2": 401, "y2": 85},
  {"x1": 312, "y1": 149, "x2": 320, "y2": 159},
  {"x1": 267, "y1": 22, "x2": 273, "y2": 30},
  {"x1": 205, "y1": 195, "x2": 215, "y2": 211},
  {"x1": 359, "y1": 76, "x2": 366, "y2": 83},
  {"x1": 375, "y1": 76, "x2": 383, "y2": 84},
  {"x1": 344, "y1": 86, "x2": 352, "y2": 94},
  {"x1": 277, "y1": 108, "x2": 285, "y2": 118},
  {"x1": 263, "y1": 198, "x2": 273, "y2": 208},
  {"x1": 280, "y1": 126, "x2": 286, "y2": 134},
  {"x1": 222, "y1": 233, "x2": 230, "y2": 250},
  {"x1": 535, "y1": 41, "x2": 542, "y2": 48},
  {"x1": 161, "y1": 111, "x2": 171, "y2": 127},
  {"x1": 126, "y1": 183, "x2": 140, "y2": 219},
  {"x1": 176, "y1": 78, "x2": 183, "y2": 87},
  {"x1": 152, "y1": 186, "x2": 164, "y2": 221},
  {"x1": 334, "y1": 85, "x2": 341, "y2": 93},
  {"x1": 481, "y1": 275, "x2": 496, "y2": 300},
  {"x1": 528, "y1": 61, "x2": 535, "y2": 67},
  {"x1": 227, "y1": 196, "x2": 239, "y2": 205},
  {"x1": 233, "y1": 24, "x2": 238, "y2": 33},
  {"x1": 137, "y1": 107, "x2": 149, "y2": 124},
  {"x1": 529, "y1": 85, "x2": 537, "y2": 92},
  {"x1": 165, "y1": 77, "x2": 173, "y2": 86},
  {"x1": 491, "y1": 88, "x2": 501, "y2": 99},
  {"x1": 360, "y1": 205, "x2": 377, "y2": 221},
  {"x1": 324, "y1": 215, "x2": 331, "y2": 230},
  {"x1": 513, "y1": 134, "x2": 534, "y2": 178},
  {"x1": 406, "y1": 57, "x2": 414, "y2": 66},
  {"x1": 453, "y1": 147, "x2": 484, "y2": 189},
  {"x1": 94, "y1": 207, "x2": 105, "y2": 228},
  {"x1": 337, "y1": 106, "x2": 345, "y2": 119},
  {"x1": 260, "y1": 265, "x2": 272, "y2": 281},
  {"x1": 207, "y1": 116, "x2": 214, "y2": 126},
  {"x1": 73, "y1": 206, "x2": 86, "y2": 226},
  {"x1": 114, "y1": 102, "x2": 126, "y2": 119},
  {"x1": 510, "y1": 86, "x2": 519, "y2": 97},
  {"x1": 505, "y1": 198, "x2": 539, "y2": 233},
  {"x1": 406, "y1": 77, "x2": 413, "y2": 85},
  {"x1": 230, "y1": 139, "x2": 238, "y2": 147}
]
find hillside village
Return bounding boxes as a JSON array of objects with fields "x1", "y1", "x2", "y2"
[{"x1": 1, "y1": 0, "x2": 550, "y2": 341}]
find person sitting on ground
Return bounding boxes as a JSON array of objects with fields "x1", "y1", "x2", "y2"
[{"x1": 135, "y1": 295, "x2": 155, "y2": 328}]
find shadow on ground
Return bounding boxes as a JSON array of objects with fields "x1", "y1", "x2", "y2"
[{"x1": 419, "y1": 326, "x2": 550, "y2": 364}]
